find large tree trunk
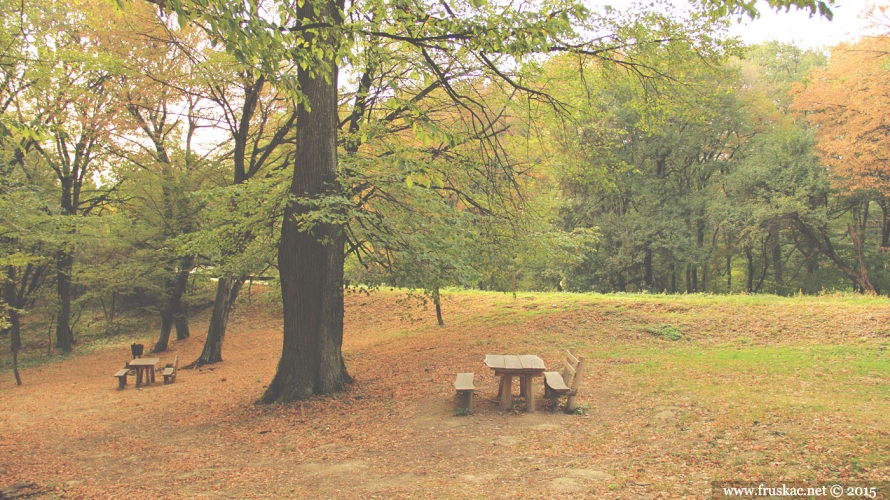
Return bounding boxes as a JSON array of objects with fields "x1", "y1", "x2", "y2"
[
  {"x1": 188, "y1": 276, "x2": 242, "y2": 367},
  {"x1": 55, "y1": 250, "x2": 74, "y2": 352},
  {"x1": 261, "y1": 0, "x2": 351, "y2": 403}
]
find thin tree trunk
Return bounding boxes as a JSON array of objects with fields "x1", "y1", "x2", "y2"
[
  {"x1": 4, "y1": 272, "x2": 22, "y2": 385},
  {"x1": 433, "y1": 287, "x2": 444, "y2": 326},
  {"x1": 644, "y1": 249, "x2": 653, "y2": 290},
  {"x1": 55, "y1": 250, "x2": 74, "y2": 352},
  {"x1": 745, "y1": 247, "x2": 754, "y2": 293},
  {"x1": 771, "y1": 230, "x2": 783, "y2": 288},
  {"x1": 13, "y1": 350, "x2": 22, "y2": 386},
  {"x1": 187, "y1": 276, "x2": 242, "y2": 368},
  {"x1": 261, "y1": 0, "x2": 351, "y2": 403},
  {"x1": 880, "y1": 197, "x2": 890, "y2": 248},
  {"x1": 670, "y1": 263, "x2": 676, "y2": 293},
  {"x1": 726, "y1": 255, "x2": 732, "y2": 291}
]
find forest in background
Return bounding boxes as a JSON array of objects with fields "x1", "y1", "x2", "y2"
[{"x1": 2, "y1": 0, "x2": 888, "y2": 382}]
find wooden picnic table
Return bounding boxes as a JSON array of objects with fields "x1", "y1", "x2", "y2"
[
  {"x1": 484, "y1": 354, "x2": 546, "y2": 412},
  {"x1": 127, "y1": 357, "x2": 159, "y2": 387}
]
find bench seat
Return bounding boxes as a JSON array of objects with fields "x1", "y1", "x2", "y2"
[
  {"x1": 163, "y1": 355, "x2": 179, "y2": 384},
  {"x1": 454, "y1": 372, "x2": 475, "y2": 410},
  {"x1": 114, "y1": 368, "x2": 129, "y2": 390},
  {"x1": 543, "y1": 371, "x2": 571, "y2": 394}
]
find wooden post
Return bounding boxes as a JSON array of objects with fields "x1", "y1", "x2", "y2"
[
  {"x1": 566, "y1": 356, "x2": 585, "y2": 412},
  {"x1": 524, "y1": 375, "x2": 535, "y2": 413},
  {"x1": 499, "y1": 375, "x2": 513, "y2": 410},
  {"x1": 461, "y1": 390, "x2": 472, "y2": 410}
]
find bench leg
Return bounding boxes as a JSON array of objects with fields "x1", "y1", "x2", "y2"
[
  {"x1": 566, "y1": 393, "x2": 577, "y2": 413},
  {"x1": 460, "y1": 390, "x2": 473, "y2": 410},
  {"x1": 117, "y1": 377, "x2": 126, "y2": 390}
]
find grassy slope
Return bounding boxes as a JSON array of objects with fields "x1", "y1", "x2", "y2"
[{"x1": 405, "y1": 290, "x2": 890, "y2": 486}]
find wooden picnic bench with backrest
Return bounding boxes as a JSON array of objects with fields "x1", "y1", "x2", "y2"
[
  {"x1": 454, "y1": 372, "x2": 475, "y2": 410},
  {"x1": 543, "y1": 349, "x2": 585, "y2": 412},
  {"x1": 163, "y1": 355, "x2": 179, "y2": 384}
]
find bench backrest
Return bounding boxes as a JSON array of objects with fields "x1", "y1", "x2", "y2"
[{"x1": 560, "y1": 349, "x2": 585, "y2": 393}]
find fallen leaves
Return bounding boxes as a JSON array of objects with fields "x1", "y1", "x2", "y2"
[{"x1": 1, "y1": 290, "x2": 889, "y2": 498}]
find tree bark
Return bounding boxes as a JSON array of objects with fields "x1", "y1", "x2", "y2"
[
  {"x1": 188, "y1": 276, "x2": 242, "y2": 367},
  {"x1": 432, "y1": 287, "x2": 444, "y2": 326},
  {"x1": 726, "y1": 254, "x2": 732, "y2": 291},
  {"x1": 4, "y1": 270, "x2": 23, "y2": 385},
  {"x1": 153, "y1": 257, "x2": 193, "y2": 353},
  {"x1": 771, "y1": 228, "x2": 783, "y2": 289},
  {"x1": 669, "y1": 263, "x2": 676, "y2": 293},
  {"x1": 260, "y1": 0, "x2": 351, "y2": 403},
  {"x1": 643, "y1": 249, "x2": 653, "y2": 290},
  {"x1": 55, "y1": 250, "x2": 74, "y2": 352}
]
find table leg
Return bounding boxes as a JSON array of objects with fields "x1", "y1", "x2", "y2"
[
  {"x1": 524, "y1": 375, "x2": 535, "y2": 413},
  {"x1": 148, "y1": 367, "x2": 155, "y2": 385},
  {"x1": 135, "y1": 367, "x2": 143, "y2": 388},
  {"x1": 499, "y1": 375, "x2": 513, "y2": 410}
]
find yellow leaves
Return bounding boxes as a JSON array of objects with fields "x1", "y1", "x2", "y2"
[{"x1": 793, "y1": 36, "x2": 890, "y2": 194}]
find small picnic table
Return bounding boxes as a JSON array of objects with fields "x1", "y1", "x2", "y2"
[
  {"x1": 127, "y1": 357, "x2": 159, "y2": 387},
  {"x1": 484, "y1": 354, "x2": 546, "y2": 412}
]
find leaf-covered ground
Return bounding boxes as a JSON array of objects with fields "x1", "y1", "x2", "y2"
[{"x1": 1, "y1": 290, "x2": 889, "y2": 499}]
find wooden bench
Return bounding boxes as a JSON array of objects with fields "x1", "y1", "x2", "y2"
[
  {"x1": 163, "y1": 355, "x2": 179, "y2": 384},
  {"x1": 114, "y1": 367, "x2": 130, "y2": 390},
  {"x1": 544, "y1": 349, "x2": 586, "y2": 412},
  {"x1": 454, "y1": 372, "x2": 475, "y2": 410}
]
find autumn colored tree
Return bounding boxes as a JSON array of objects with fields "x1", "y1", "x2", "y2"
[
  {"x1": 106, "y1": 5, "x2": 207, "y2": 352},
  {"x1": 792, "y1": 36, "x2": 890, "y2": 293},
  {"x1": 4, "y1": 0, "x2": 133, "y2": 352}
]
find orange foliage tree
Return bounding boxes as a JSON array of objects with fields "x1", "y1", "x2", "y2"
[{"x1": 793, "y1": 36, "x2": 890, "y2": 293}]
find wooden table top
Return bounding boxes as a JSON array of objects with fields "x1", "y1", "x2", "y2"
[
  {"x1": 484, "y1": 354, "x2": 545, "y2": 373},
  {"x1": 128, "y1": 358, "x2": 160, "y2": 367}
]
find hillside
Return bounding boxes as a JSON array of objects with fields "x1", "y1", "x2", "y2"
[{"x1": 1, "y1": 290, "x2": 889, "y2": 499}]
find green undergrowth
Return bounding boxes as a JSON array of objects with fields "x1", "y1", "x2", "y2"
[{"x1": 0, "y1": 311, "x2": 160, "y2": 374}]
